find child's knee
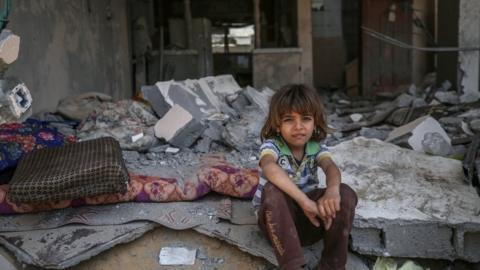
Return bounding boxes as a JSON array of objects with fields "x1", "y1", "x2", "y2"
[
  {"x1": 339, "y1": 183, "x2": 358, "y2": 211},
  {"x1": 262, "y1": 183, "x2": 288, "y2": 207}
]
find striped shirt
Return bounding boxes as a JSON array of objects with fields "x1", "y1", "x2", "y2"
[{"x1": 252, "y1": 136, "x2": 331, "y2": 209}]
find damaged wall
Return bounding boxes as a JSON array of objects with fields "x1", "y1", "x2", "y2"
[
  {"x1": 5, "y1": 0, "x2": 131, "y2": 113},
  {"x1": 459, "y1": 0, "x2": 480, "y2": 102}
]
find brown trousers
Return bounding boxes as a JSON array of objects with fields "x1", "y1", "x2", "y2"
[{"x1": 258, "y1": 183, "x2": 358, "y2": 270}]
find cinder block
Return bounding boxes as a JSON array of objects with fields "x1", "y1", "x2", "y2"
[
  {"x1": 154, "y1": 104, "x2": 205, "y2": 148},
  {"x1": 463, "y1": 231, "x2": 480, "y2": 262},
  {"x1": 350, "y1": 227, "x2": 384, "y2": 253},
  {"x1": 141, "y1": 85, "x2": 171, "y2": 118},
  {"x1": 383, "y1": 224, "x2": 455, "y2": 258}
]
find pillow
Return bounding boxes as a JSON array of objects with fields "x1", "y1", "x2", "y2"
[{"x1": 8, "y1": 137, "x2": 129, "y2": 203}]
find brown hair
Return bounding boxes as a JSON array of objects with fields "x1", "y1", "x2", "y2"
[{"x1": 260, "y1": 84, "x2": 329, "y2": 141}]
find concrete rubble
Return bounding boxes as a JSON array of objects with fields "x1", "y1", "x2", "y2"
[{"x1": 2, "y1": 73, "x2": 480, "y2": 269}]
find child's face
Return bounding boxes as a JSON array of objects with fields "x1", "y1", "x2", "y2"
[{"x1": 277, "y1": 111, "x2": 314, "y2": 150}]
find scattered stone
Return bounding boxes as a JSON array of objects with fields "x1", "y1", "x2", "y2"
[
  {"x1": 148, "y1": 144, "x2": 170, "y2": 153},
  {"x1": 439, "y1": 117, "x2": 463, "y2": 126},
  {"x1": 386, "y1": 116, "x2": 452, "y2": 155},
  {"x1": 165, "y1": 147, "x2": 180, "y2": 154},
  {"x1": 350, "y1": 113, "x2": 363, "y2": 122},
  {"x1": 222, "y1": 106, "x2": 264, "y2": 151},
  {"x1": 394, "y1": 93, "x2": 415, "y2": 107},
  {"x1": 122, "y1": 151, "x2": 140, "y2": 163},
  {"x1": 421, "y1": 132, "x2": 453, "y2": 157},
  {"x1": 228, "y1": 92, "x2": 250, "y2": 112},
  {"x1": 159, "y1": 247, "x2": 196, "y2": 265},
  {"x1": 461, "y1": 121, "x2": 475, "y2": 136},
  {"x1": 338, "y1": 99, "x2": 351, "y2": 105},
  {"x1": 412, "y1": 98, "x2": 427, "y2": 107},
  {"x1": 146, "y1": 152, "x2": 157, "y2": 160},
  {"x1": 435, "y1": 91, "x2": 460, "y2": 105},
  {"x1": 244, "y1": 86, "x2": 274, "y2": 115},
  {"x1": 140, "y1": 84, "x2": 171, "y2": 118},
  {"x1": 359, "y1": 127, "x2": 390, "y2": 141},
  {"x1": 469, "y1": 119, "x2": 480, "y2": 134}
]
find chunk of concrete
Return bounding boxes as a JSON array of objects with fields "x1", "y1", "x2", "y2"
[
  {"x1": 330, "y1": 137, "x2": 480, "y2": 262},
  {"x1": 386, "y1": 116, "x2": 451, "y2": 155},
  {"x1": 155, "y1": 75, "x2": 242, "y2": 120},
  {"x1": 141, "y1": 85, "x2": 171, "y2": 118},
  {"x1": 244, "y1": 86, "x2": 274, "y2": 115},
  {"x1": 435, "y1": 91, "x2": 460, "y2": 105},
  {"x1": 350, "y1": 113, "x2": 363, "y2": 122},
  {"x1": 154, "y1": 104, "x2": 206, "y2": 148},
  {"x1": 469, "y1": 119, "x2": 480, "y2": 134},
  {"x1": 0, "y1": 78, "x2": 32, "y2": 124}
]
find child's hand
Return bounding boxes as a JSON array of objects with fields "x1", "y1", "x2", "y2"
[
  {"x1": 299, "y1": 198, "x2": 321, "y2": 227},
  {"x1": 317, "y1": 187, "x2": 341, "y2": 230}
]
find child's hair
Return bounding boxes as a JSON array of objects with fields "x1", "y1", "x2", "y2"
[{"x1": 261, "y1": 84, "x2": 329, "y2": 141}]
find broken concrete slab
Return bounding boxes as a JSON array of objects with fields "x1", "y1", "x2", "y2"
[
  {"x1": 0, "y1": 246, "x2": 21, "y2": 270},
  {"x1": 222, "y1": 105, "x2": 264, "y2": 150},
  {"x1": 386, "y1": 115, "x2": 452, "y2": 155},
  {"x1": 195, "y1": 220, "x2": 369, "y2": 269},
  {"x1": 155, "y1": 75, "x2": 241, "y2": 120},
  {"x1": 154, "y1": 104, "x2": 206, "y2": 148},
  {"x1": 330, "y1": 137, "x2": 480, "y2": 262},
  {"x1": 244, "y1": 86, "x2": 275, "y2": 115},
  {"x1": 140, "y1": 85, "x2": 171, "y2": 118},
  {"x1": 0, "y1": 222, "x2": 155, "y2": 269}
]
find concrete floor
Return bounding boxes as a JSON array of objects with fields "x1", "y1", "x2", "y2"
[{"x1": 68, "y1": 226, "x2": 271, "y2": 270}]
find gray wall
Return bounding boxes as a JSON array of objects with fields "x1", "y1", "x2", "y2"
[{"x1": 5, "y1": 0, "x2": 131, "y2": 113}]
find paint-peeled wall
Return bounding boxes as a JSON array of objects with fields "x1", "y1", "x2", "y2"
[
  {"x1": 5, "y1": 0, "x2": 131, "y2": 113},
  {"x1": 459, "y1": 0, "x2": 480, "y2": 102}
]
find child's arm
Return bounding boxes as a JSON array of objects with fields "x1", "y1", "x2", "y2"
[
  {"x1": 317, "y1": 157, "x2": 341, "y2": 228},
  {"x1": 260, "y1": 155, "x2": 322, "y2": 227}
]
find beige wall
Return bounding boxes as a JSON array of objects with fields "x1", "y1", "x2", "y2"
[{"x1": 297, "y1": 0, "x2": 314, "y2": 87}]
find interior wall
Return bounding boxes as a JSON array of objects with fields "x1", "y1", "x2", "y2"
[{"x1": 5, "y1": 0, "x2": 131, "y2": 113}]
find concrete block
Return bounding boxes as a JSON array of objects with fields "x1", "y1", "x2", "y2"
[
  {"x1": 351, "y1": 227, "x2": 384, "y2": 253},
  {"x1": 0, "y1": 78, "x2": 32, "y2": 125},
  {"x1": 332, "y1": 138, "x2": 480, "y2": 262},
  {"x1": 141, "y1": 85, "x2": 171, "y2": 118},
  {"x1": 462, "y1": 230, "x2": 480, "y2": 261},
  {"x1": 386, "y1": 116, "x2": 452, "y2": 156},
  {"x1": 154, "y1": 104, "x2": 206, "y2": 148},
  {"x1": 383, "y1": 224, "x2": 455, "y2": 259}
]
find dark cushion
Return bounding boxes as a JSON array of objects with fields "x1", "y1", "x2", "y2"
[{"x1": 8, "y1": 137, "x2": 129, "y2": 203}]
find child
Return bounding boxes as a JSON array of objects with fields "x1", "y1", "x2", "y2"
[{"x1": 253, "y1": 84, "x2": 357, "y2": 270}]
